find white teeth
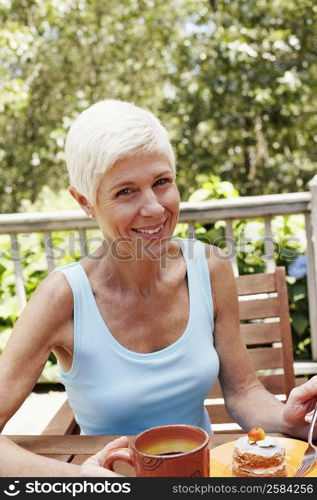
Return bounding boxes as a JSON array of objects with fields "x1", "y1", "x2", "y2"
[{"x1": 133, "y1": 225, "x2": 163, "y2": 234}]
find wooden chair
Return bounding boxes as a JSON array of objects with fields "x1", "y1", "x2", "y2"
[
  {"x1": 206, "y1": 266, "x2": 300, "y2": 432},
  {"x1": 42, "y1": 398, "x2": 79, "y2": 435},
  {"x1": 42, "y1": 266, "x2": 298, "y2": 435}
]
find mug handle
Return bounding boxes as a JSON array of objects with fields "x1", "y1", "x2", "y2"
[{"x1": 103, "y1": 447, "x2": 134, "y2": 472}]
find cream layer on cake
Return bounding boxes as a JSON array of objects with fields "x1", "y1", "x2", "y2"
[
  {"x1": 234, "y1": 436, "x2": 285, "y2": 456},
  {"x1": 232, "y1": 436, "x2": 286, "y2": 477}
]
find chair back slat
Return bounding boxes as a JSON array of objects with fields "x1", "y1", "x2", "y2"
[
  {"x1": 240, "y1": 322, "x2": 281, "y2": 345},
  {"x1": 239, "y1": 297, "x2": 280, "y2": 320},
  {"x1": 248, "y1": 346, "x2": 283, "y2": 370},
  {"x1": 236, "y1": 273, "x2": 276, "y2": 295}
]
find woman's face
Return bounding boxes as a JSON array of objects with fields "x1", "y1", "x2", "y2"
[{"x1": 93, "y1": 153, "x2": 180, "y2": 259}]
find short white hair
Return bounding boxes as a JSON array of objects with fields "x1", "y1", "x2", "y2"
[{"x1": 65, "y1": 99, "x2": 175, "y2": 203}]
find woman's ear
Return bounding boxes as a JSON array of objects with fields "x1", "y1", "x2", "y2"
[{"x1": 69, "y1": 187, "x2": 95, "y2": 219}]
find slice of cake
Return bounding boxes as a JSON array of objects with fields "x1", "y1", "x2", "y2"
[{"x1": 232, "y1": 427, "x2": 287, "y2": 477}]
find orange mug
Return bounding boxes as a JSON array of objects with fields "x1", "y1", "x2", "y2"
[{"x1": 103, "y1": 424, "x2": 210, "y2": 477}]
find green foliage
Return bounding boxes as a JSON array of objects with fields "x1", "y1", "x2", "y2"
[
  {"x1": 167, "y1": 0, "x2": 317, "y2": 198},
  {"x1": 1, "y1": 0, "x2": 317, "y2": 212},
  {"x1": 188, "y1": 174, "x2": 239, "y2": 202},
  {"x1": 0, "y1": 0, "x2": 186, "y2": 212}
]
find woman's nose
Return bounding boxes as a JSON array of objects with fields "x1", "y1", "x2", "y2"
[{"x1": 139, "y1": 190, "x2": 164, "y2": 217}]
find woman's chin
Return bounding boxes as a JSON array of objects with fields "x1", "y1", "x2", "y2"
[{"x1": 130, "y1": 234, "x2": 172, "y2": 261}]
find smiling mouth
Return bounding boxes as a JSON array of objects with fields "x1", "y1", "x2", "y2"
[{"x1": 131, "y1": 223, "x2": 165, "y2": 235}]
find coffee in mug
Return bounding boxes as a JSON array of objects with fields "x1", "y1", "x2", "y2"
[{"x1": 103, "y1": 424, "x2": 210, "y2": 477}]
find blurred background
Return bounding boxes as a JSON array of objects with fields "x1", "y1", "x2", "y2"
[{"x1": 1, "y1": 0, "x2": 317, "y2": 212}]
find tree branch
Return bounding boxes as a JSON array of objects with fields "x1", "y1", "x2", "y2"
[{"x1": 208, "y1": 0, "x2": 218, "y2": 12}]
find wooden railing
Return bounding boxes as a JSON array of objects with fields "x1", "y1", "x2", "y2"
[{"x1": 1, "y1": 176, "x2": 317, "y2": 373}]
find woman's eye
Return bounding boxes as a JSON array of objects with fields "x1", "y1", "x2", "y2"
[
  {"x1": 154, "y1": 178, "x2": 170, "y2": 186},
  {"x1": 116, "y1": 188, "x2": 133, "y2": 197}
]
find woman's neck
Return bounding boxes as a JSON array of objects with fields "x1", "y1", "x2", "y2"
[{"x1": 87, "y1": 239, "x2": 181, "y2": 297}]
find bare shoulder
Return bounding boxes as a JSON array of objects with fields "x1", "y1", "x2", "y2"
[
  {"x1": 31, "y1": 270, "x2": 73, "y2": 312},
  {"x1": 202, "y1": 243, "x2": 236, "y2": 282},
  {"x1": 202, "y1": 242, "x2": 238, "y2": 317},
  {"x1": 14, "y1": 270, "x2": 73, "y2": 347}
]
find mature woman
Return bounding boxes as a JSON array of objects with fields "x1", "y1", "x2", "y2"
[{"x1": 0, "y1": 99, "x2": 316, "y2": 476}]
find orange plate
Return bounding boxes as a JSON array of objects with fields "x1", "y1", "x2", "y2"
[{"x1": 210, "y1": 438, "x2": 317, "y2": 477}]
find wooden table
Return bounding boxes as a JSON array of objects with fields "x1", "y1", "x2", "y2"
[{"x1": 9, "y1": 433, "x2": 286, "y2": 476}]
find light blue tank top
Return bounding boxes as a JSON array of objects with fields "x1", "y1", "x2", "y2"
[{"x1": 57, "y1": 238, "x2": 219, "y2": 435}]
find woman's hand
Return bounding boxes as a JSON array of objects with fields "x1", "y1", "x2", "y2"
[
  {"x1": 80, "y1": 436, "x2": 130, "y2": 477},
  {"x1": 283, "y1": 375, "x2": 317, "y2": 439}
]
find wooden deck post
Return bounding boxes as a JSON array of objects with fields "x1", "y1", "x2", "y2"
[
  {"x1": 10, "y1": 234, "x2": 27, "y2": 309},
  {"x1": 308, "y1": 174, "x2": 317, "y2": 360}
]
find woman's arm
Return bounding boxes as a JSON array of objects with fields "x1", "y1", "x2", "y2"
[
  {"x1": 0, "y1": 272, "x2": 129, "y2": 476},
  {"x1": 0, "y1": 272, "x2": 73, "y2": 431},
  {"x1": 0, "y1": 435, "x2": 129, "y2": 477},
  {"x1": 0, "y1": 435, "x2": 80, "y2": 477},
  {"x1": 207, "y1": 245, "x2": 316, "y2": 439},
  {"x1": 0, "y1": 272, "x2": 75, "y2": 476}
]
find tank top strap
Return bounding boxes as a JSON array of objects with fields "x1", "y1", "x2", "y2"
[
  {"x1": 174, "y1": 238, "x2": 214, "y2": 324},
  {"x1": 53, "y1": 261, "x2": 94, "y2": 302}
]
